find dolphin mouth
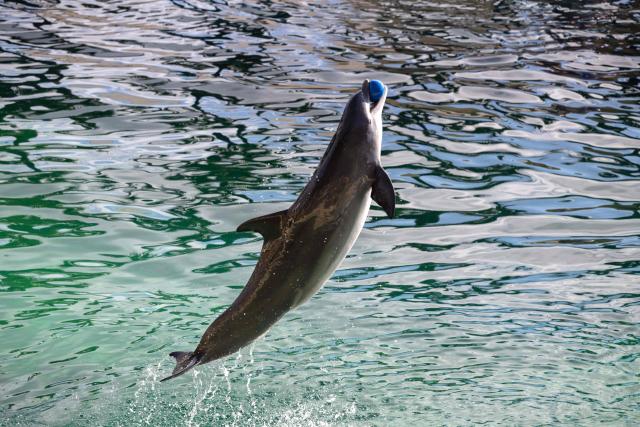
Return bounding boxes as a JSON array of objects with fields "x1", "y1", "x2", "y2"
[{"x1": 361, "y1": 79, "x2": 387, "y2": 117}]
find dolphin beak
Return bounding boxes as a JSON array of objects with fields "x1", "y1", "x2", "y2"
[
  {"x1": 361, "y1": 79, "x2": 387, "y2": 117},
  {"x1": 361, "y1": 79, "x2": 372, "y2": 102}
]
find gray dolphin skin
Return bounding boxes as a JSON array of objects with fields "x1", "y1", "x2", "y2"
[{"x1": 162, "y1": 80, "x2": 395, "y2": 381}]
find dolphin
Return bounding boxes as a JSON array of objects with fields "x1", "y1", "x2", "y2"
[{"x1": 162, "y1": 79, "x2": 395, "y2": 381}]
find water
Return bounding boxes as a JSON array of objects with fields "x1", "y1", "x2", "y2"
[{"x1": 1, "y1": 0, "x2": 639, "y2": 425}]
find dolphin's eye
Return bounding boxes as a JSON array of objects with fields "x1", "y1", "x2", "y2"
[{"x1": 369, "y1": 80, "x2": 385, "y2": 103}]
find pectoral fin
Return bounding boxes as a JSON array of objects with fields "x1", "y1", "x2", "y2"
[
  {"x1": 372, "y1": 166, "x2": 395, "y2": 218},
  {"x1": 237, "y1": 209, "x2": 288, "y2": 241}
]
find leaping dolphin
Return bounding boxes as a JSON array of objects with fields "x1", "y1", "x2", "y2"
[{"x1": 162, "y1": 79, "x2": 395, "y2": 381}]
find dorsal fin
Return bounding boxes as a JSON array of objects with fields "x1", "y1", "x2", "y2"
[{"x1": 236, "y1": 209, "x2": 288, "y2": 241}]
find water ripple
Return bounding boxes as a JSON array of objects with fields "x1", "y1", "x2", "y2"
[{"x1": 1, "y1": 0, "x2": 639, "y2": 425}]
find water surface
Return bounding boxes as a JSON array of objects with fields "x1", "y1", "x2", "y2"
[{"x1": 1, "y1": 0, "x2": 639, "y2": 425}]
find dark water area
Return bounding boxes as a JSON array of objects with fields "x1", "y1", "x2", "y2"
[{"x1": 1, "y1": 0, "x2": 639, "y2": 425}]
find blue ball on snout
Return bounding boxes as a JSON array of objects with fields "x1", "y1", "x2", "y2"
[{"x1": 369, "y1": 80, "x2": 385, "y2": 103}]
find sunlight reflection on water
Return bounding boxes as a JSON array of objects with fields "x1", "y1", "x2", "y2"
[{"x1": 1, "y1": 0, "x2": 639, "y2": 425}]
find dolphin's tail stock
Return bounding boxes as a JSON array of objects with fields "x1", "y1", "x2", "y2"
[{"x1": 160, "y1": 351, "x2": 200, "y2": 382}]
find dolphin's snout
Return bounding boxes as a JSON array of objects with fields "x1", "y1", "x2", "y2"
[
  {"x1": 361, "y1": 79, "x2": 371, "y2": 102},
  {"x1": 361, "y1": 79, "x2": 386, "y2": 119},
  {"x1": 360, "y1": 79, "x2": 386, "y2": 105}
]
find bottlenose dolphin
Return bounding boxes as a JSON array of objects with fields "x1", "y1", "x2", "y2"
[{"x1": 162, "y1": 79, "x2": 395, "y2": 381}]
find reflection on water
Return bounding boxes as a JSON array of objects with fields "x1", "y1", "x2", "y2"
[{"x1": 1, "y1": 0, "x2": 639, "y2": 425}]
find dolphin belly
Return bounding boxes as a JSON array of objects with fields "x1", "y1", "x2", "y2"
[{"x1": 289, "y1": 188, "x2": 372, "y2": 308}]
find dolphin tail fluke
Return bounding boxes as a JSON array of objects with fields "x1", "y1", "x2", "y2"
[{"x1": 160, "y1": 351, "x2": 200, "y2": 382}]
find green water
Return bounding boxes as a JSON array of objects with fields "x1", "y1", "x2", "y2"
[{"x1": 1, "y1": 0, "x2": 639, "y2": 425}]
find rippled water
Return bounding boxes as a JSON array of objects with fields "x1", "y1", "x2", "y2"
[{"x1": 1, "y1": 0, "x2": 639, "y2": 425}]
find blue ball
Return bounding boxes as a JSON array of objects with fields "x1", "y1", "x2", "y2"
[{"x1": 369, "y1": 80, "x2": 385, "y2": 103}]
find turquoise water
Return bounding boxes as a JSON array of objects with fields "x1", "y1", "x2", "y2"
[{"x1": 1, "y1": 0, "x2": 639, "y2": 425}]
